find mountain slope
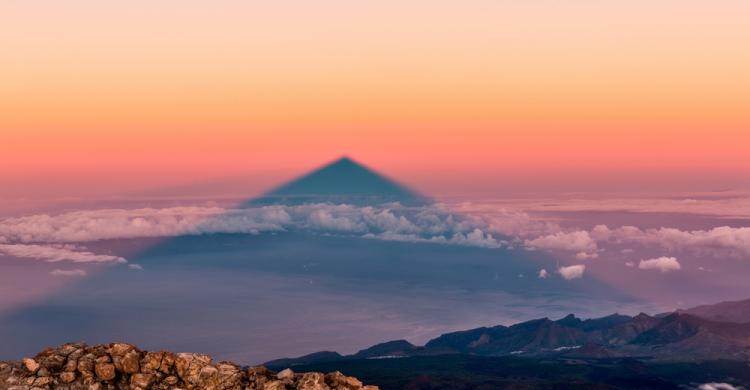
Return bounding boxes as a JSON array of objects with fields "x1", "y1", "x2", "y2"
[{"x1": 679, "y1": 297, "x2": 750, "y2": 323}]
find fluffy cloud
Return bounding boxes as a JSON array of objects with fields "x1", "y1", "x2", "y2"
[
  {"x1": 538, "y1": 269, "x2": 549, "y2": 279},
  {"x1": 0, "y1": 244, "x2": 126, "y2": 263},
  {"x1": 128, "y1": 264, "x2": 144, "y2": 270},
  {"x1": 0, "y1": 204, "x2": 501, "y2": 250},
  {"x1": 525, "y1": 231, "x2": 597, "y2": 254},
  {"x1": 638, "y1": 257, "x2": 681, "y2": 272},
  {"x1": 50, "y1": 269, "x2": 87, "y2": 277},
  {"x1": 558, "y1": 264, "x2": 585, "y2": 280}
]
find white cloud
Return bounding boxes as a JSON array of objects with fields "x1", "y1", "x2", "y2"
[
  {"x1": 697, "y1": 383, "x2": 744, "y2": 390},
  {"x1": 525, "y1": 231, "x2": 597, "y2": 254},
  {"x1": 638, "y1": 257, "x2": 681, "y2": 273},
  {"x1": 0, "y1": 244, "x2": 126, "y2": 264},
  {"x1": 50, "y1": 269, "x2": 87, "y2": 277},
  {"x1": 558, "y1": 264, "x2": 585, "y2": 280},
  {"x1": 128, "y1": 264, "x2": 144, "y2": 270},
  {"x1": 538, "y1": 269, "x2": 549, "y2": 279},
  {"x1": 585, "y1": 225, "x2": 750, "y2": 258},
  {"x1": 625, "y1": 261, "x2": 635, "y2": 267}
]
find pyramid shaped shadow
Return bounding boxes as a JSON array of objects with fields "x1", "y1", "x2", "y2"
[
  {"x1": 246, "y1": 156, "x2": 430, "y2": 207},
  {"x1": 0, "y1": 156, "x2": 641, "y2": 361}
]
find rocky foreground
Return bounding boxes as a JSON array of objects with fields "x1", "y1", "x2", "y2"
[{"x1": 0, "y1": 343, "x2": 378, "y2": 390}]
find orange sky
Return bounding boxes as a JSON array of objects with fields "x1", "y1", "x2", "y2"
[{"x1": 1, "y1": 1, "x2": 749, "y2": 196}]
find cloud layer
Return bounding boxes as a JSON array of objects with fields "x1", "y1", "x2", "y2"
[
  {"x1": 0, "y1": 244, "x2": 126, "y2": 264},
  {"x1": 0, "y1": 204, "x2": 503, "y2": 263}
]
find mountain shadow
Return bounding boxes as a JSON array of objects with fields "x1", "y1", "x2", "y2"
[{"x1": 246, "y1": 156, "x2": 429, "y2": 206}]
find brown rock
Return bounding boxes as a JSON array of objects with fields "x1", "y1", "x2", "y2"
[
  {"x1": 326, "y1": 371, "x2": 362, "y2": 389},
  {"x1": 297, "y1": 372, "x2": 329, "y2": 390},
  {"x1": 77, "y1": 353, "x2": 95, "y2": 374},
  {"x1": 60, "y1": 371, "x2": 77, "y2": 383},
  {"x1": 94, "y1": 362, "x2": 116, "y2": 381},
  {"x1": 58, "y1": 344, "x2": 79, "y2": 357},
  {"x1": 160, "y1": 352, "x2": 176, "y2": 374},
  {"x1": 63, "y1": 357, "x2": 78, "y2": 372},
  {"x1": 175, "y1": 353, "x2": 213, "y2": 386},
  {"x1": 216, "y1": 362, "x2": 243, "y2": 389},
  {"x1": 22, "y1": 358, "x2": 40, "y2": 374},
  {"x1": 121, "y1": 350, "x2": 141, "y2": 374},
  {"x1": 41, "y1": 354, "x2": 66, "y2": 371},
  {"x1": 33, "y1": 376, "x2": 51, "y2": 386},
  {"x1": 163, "y1": 375, "x2": 180, "y2": 385},
  {"x1": 141, "y1": 351, "x2": 163, "y2": 373},
  {"x1": 131, "y1": 373, "x2": 155, "y2": 388},
  {"x1": 247, "y1": 366, "x2": 274, "y2": 377},
  {"x1": 263, "y1": 380, "x2": 286, "y2": 390}
]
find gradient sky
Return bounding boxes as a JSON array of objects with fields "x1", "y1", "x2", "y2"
[{"x1": 2, "y1": 1, "x2": 749, "y2": 197}]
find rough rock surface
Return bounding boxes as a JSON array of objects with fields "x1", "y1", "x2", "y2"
[{"x1": 0, "y1": 343, "x2": 378, "y2": 390}]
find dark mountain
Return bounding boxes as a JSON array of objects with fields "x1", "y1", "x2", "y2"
[
  {"x1": 267, "y1": 303, "x2": 750, "y2": 368},
  {"x1": 265, "y1": 351, "x2": 345, "y2": 368},
  {"x1": 352, "y1": 340, "x2": 418, "y2": 359},
  {"x1": 678, "y1": 297, "x2": 750, "y2": 323},
  {"x1": 247, "y1": 157, "x2": 428, "y2": 206}
]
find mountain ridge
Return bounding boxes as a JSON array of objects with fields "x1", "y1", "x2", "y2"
[{"x1": 266, "y1": 299, "x2": 750, "y2": 368}]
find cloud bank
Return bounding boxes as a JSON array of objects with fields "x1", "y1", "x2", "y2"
[{"x1": 0, "y1": 204, "x2": 502, "y2": 264}]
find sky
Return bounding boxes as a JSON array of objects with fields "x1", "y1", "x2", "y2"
[{"x1": 2, "y1": 0, "x2": 750, "y2": 198}]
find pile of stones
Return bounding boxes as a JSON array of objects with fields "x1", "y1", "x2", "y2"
[{"x1": 0, "y1": 342, "x2": 378, "y2": 390}]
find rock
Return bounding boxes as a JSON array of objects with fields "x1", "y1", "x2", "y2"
[
  {"x1": 263, "y1": 380, "x2": 286, "y2": 390},
  {"x1": 164, "y1": 375, "x2": 180, "y2": 385},
  {"x1": 121, "y1": 349, "x2": 141, "y2": 374},
  {"x1": 40, "y1": 354, "x2": 66, "y2": 371},
  {"x1": 216, "y1": 362, "x2": 243, "y2": 389},
  {"x1": 326, "y1": 371, "x2": 363, "y2": 389},
  {"x1": 197, "y1": 365, "x2": 219, "y2": 388},
  {"x1": 141, "y1": 351, "x2": 163, "y2": 373},
  {"x1": 277, "y1": 368, "x2": 295, "y2": 381},
  {"x1": 32, "y1": 376, "x2": 51, "y2": 386},
  {"x1": 22, "y1": 358, "x2": 40, "y2": 374},
  {"x1": 60, "y1": 371, "x2": 77, "y2": 383},
  {"x1": 94, "y1": 362, "x2": 116, "y2": 381},
  {"x1": 131, "y1": 373, "x2": 154, "y2": 388},
  {"x1": 297, "y1": 372, "x2": 329, "y2": 390},
  {"x1": 175, "y1": 352, "x2": 213, "y2": 386},
  {"x1": 63, "y1": 357, "x2": 78, "y2": 372}
]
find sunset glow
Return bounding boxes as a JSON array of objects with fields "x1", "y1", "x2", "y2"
[{"x1": 2, "y1": 1, "x2": 749, "y2": 197}]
